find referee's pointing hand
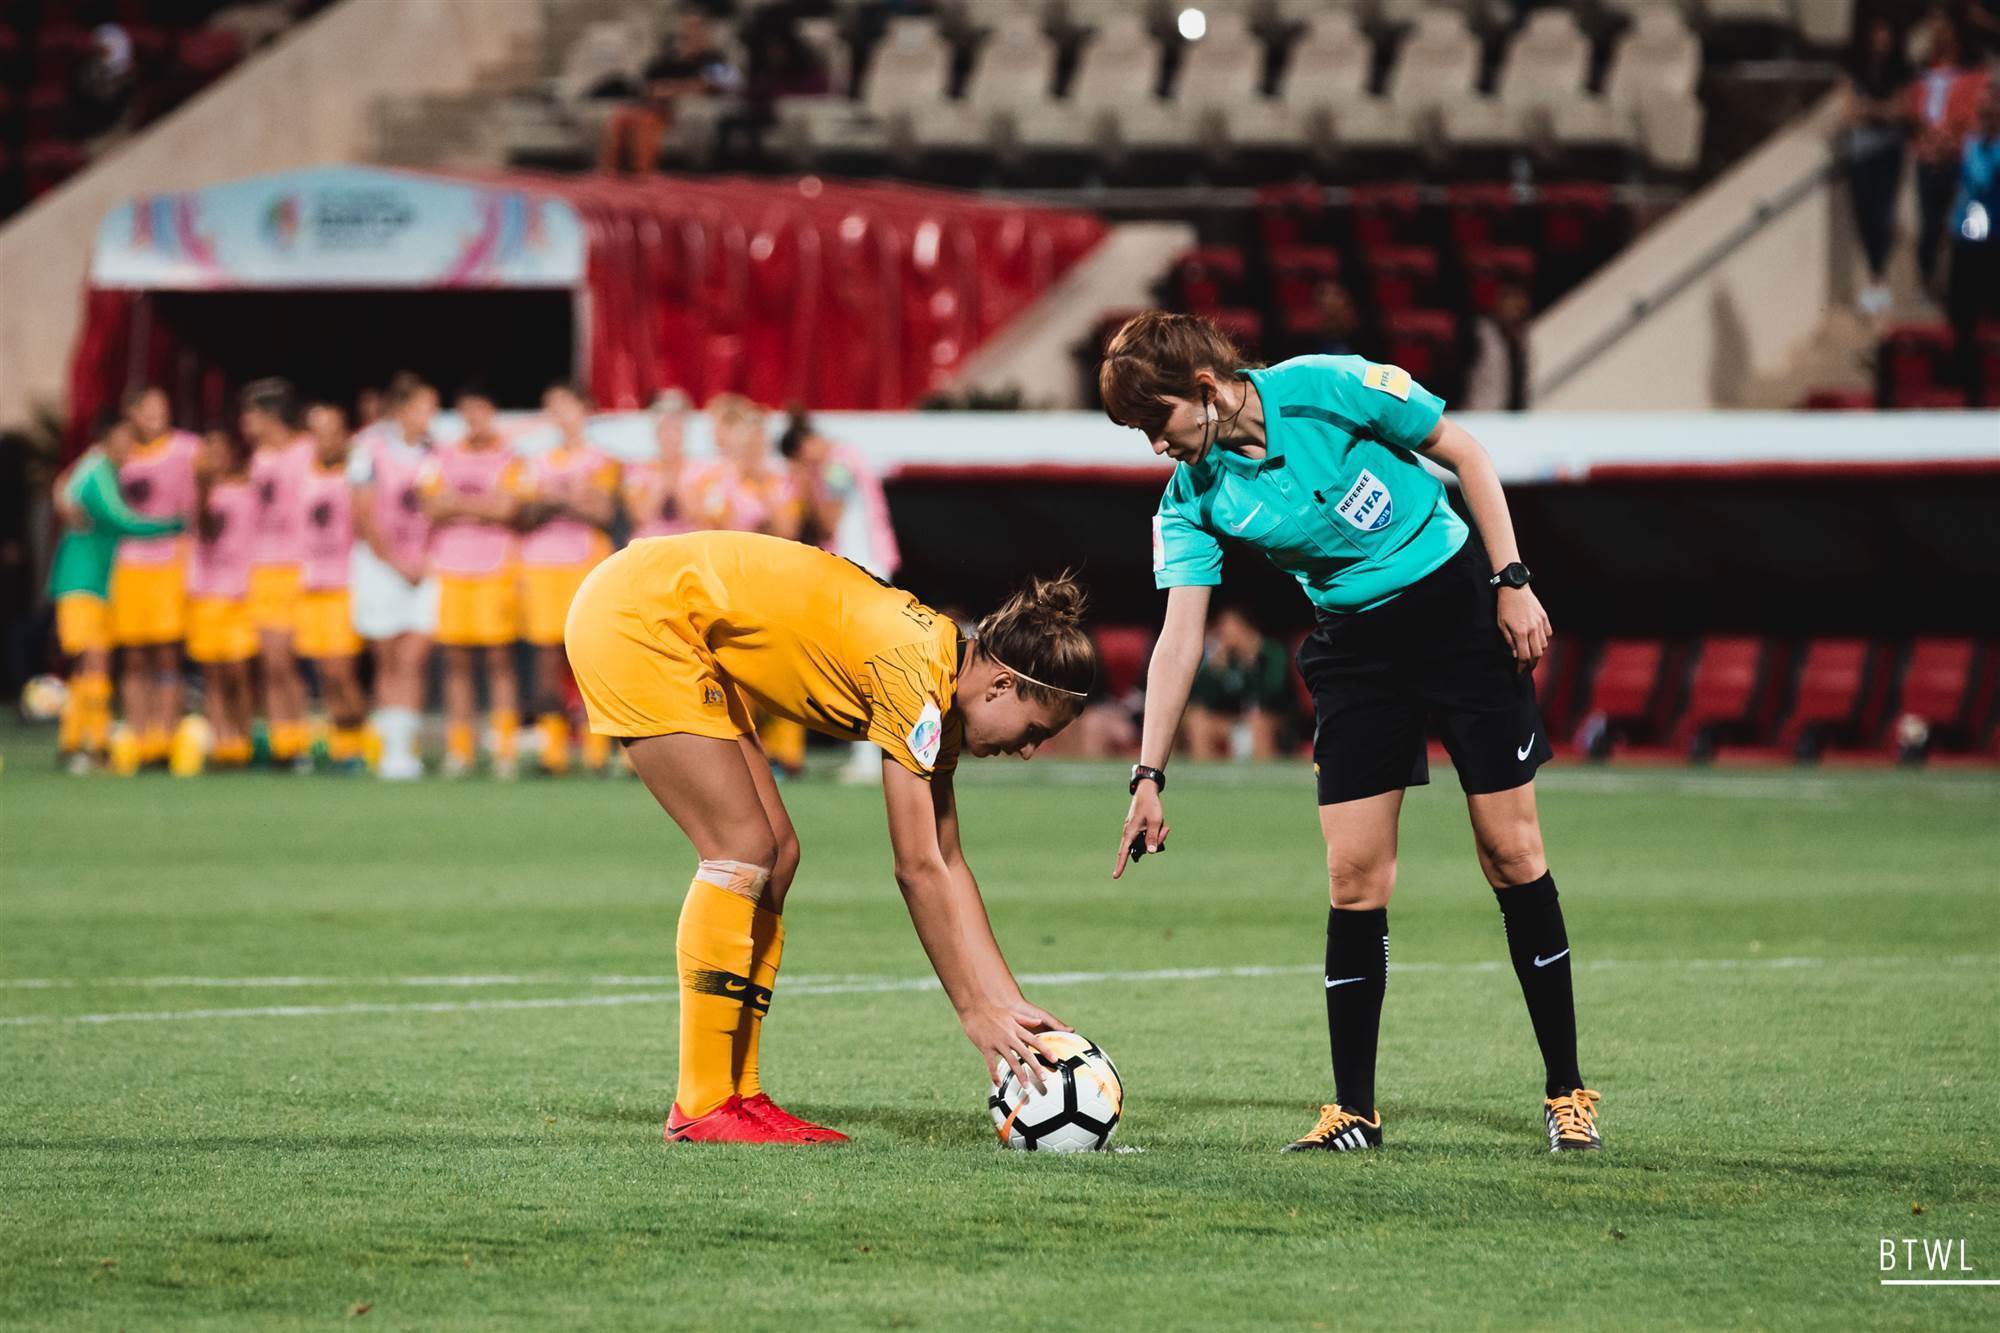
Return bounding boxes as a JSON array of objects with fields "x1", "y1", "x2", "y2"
[{"x1": 1114, "y1": 783, "x2": 1168, "y2": 879}]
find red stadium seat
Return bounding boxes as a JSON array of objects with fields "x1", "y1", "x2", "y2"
[
  {"x1": 1879, "y1": 323, "x2": 1954, "y2": 403},
  {"x1": 1255, "y1": 182, "x2": 1326, "y2": 251},
  {"x1": 1777, "y1": 638, "x2": 1876, "y2": 756},
  {"x1": 1671, "y1": 636, "x2": 1776, "y2": 756},
  {"x1": 1462, "y1": 245, "x2": 1535, "y2": 314},
  {"x1": 1350, "y1": 183, "x2": 1421, "y2": 250},
  {"x1": 1362, "y1": 245, "x2": 1440, "y2": 313},
  {"x1": 1799, "y1": 388, "x2": 1876, "y2": 410},
  {"x1": 1268, "y1": 244, "x2": 1340, "y2": 336},
  {"x1": 175, "y1": 27, "x2": 242, "y2": 79},
  {"x1": 1092, "y1": 626, "x2": 1153, "y2": 700},
  {"x1": 1208, "y1": 307, "x2": 1264, "y2": 357},
  {"x1": 1445, "y1": 182, "x2": 1520, "y2": 250},
  {"x1": 1897, "y1": 638, "x2": 1978, "y2": 736},
  {"x1": 1380, "y1": 309, "x2": 1459, "y2": 384},
  {"x1": 23, "y1": 141, "x2": 88, "y2": 198},
  {"x1": 1575, "y1": 639, "x2": 1668, "y2": 755},
  {"x1": 1170, "y1": 245, "x2": 1247, "y2": 314}
]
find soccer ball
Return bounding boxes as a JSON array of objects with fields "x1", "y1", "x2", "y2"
[
  {"x1": 989, "y1": 1031, "x2": 1122, "y2": 1152},
  {"x1": 19, "y1": 674, "x2": 67, "y2": 722}
]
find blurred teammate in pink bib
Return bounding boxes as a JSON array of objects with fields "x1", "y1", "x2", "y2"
[
  {"x1": 622, "y1": 390, "x2": 699, "y2": 541},
  {"x1": 350, "y1": 374, "x2": 441, "y2": 780},
  {"x1": 518, "y1": 383, "x2": 620, "y2": 774},
  {"x1": 299, "y1": 403, "x2": 368, "y2": 770},
  {"x1": 109, "y1": 387, "x2": 199, "y2": 766},
  {"x1": 187, "y1": 428, "x2": 259, "y2": 769},
  {"x1": 241, "y1": 379, "x2": 315, "y2": 768},
  {"x1": 424, "y1": 384, "x2": 526, "y2": 778}
]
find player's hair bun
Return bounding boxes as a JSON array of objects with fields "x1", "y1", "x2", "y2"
[{"x1": 974, "y1": 572, "x2": 1096, "y2": 704}]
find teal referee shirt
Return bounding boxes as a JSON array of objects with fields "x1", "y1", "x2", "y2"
[{"x1": 1152, "y1": 356, "x2": 1469, "y2": 614}]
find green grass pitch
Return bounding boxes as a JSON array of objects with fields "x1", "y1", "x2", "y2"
[{"x1": 2, "y1": 721, "x2": 1996, "y2": 1330}]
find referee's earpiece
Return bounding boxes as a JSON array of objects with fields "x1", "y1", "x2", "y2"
[{"x1": 1201, "y1": 385, "x2": 1212, "y2": 424}]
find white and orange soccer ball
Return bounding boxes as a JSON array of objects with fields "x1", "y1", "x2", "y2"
[
  {"x1": 19, "y1": 674, "x2": 67, "y2": 722},
  {"x1": 988, "y1": 1031, "x2": 1123, "y2": 1153}
]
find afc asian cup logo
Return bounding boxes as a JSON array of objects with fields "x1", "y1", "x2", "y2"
[{"x1": 262, "y1": 195, "x2": 301, "y2": 250}]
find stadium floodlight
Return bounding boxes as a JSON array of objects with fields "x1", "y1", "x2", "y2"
[{"x1": 1178, "y1": 8, "x2": 1207, "y2": 41}]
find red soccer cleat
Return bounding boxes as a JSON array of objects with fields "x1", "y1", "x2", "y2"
[
  {"x1": 740, "y1": 1092, "x2": 850, "y2": 1144},
  {"x1": 663, "y1": 1095, "x2": 803, "y2": 1145}
]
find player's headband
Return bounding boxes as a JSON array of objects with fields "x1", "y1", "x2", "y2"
[{"x1": 985, "y1": 649, "x2": 1089, "y2": 701}]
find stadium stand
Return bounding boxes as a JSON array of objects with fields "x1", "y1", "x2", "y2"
[{"x1": 0, "y1": 0, "x2": 329, "y2": 222}]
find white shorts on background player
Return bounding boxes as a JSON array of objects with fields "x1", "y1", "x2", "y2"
[{"x1": 350, "y1": 544, "x2": 439, "y2": 640}]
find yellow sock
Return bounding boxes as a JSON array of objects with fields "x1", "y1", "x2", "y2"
[
  {"x1": 736, "y1": 907, "x2": 785, "y2": 1098},
  {"x1": 581, "y1": 729, "x2": 610, "y2": 771},
  {"x1": 58, "y1": 677, "x2": 91, "y2": 753},
  {"x1": 83, "y1": 675, "x2": 114, "y2": 753},
  {"x1": 676, "y1": 873, "x2": 765, "y2": 1117},
  {"x1": 538, "y1": 713, "x2": 570, "y2": 773},
  {"x1": 215, "y1": 738, "x2": 253, "y2": 768},
  {"x1": 140, "y1": 730, "x2": 171, "y2": 765},
  {"x1": 361, "y1": 726, "x2": 384, "y2": 769},
  {"x1": 447, "y1": 722, "x2": 476, "y2": 765},
  {"x1": 492, "y1": 709, "x2": 519, "y2": 762},
  {"x1": 328, "y1": 727, "x2": 364, "y2": 763},
  {"x1": 269, "y1": 723, "x2": 299, "y2": 761}
]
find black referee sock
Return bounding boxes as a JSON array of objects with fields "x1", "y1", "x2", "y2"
[
  {"x1": 1494, "y1": 871, "x2": 1584, "y2": 1098},
  {"x1": 1323, "y1": 906, "x2": 1389, "y2": 1120}
]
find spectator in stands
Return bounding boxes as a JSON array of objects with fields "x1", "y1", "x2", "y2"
[
  {"x1": 354, "y1": 386, "x2": 384, "y2": 433},
  {"x1": 720, "y1": 6, "x2": 832, "y2": 165},
  {"x1": 776, "y1": 407, "x2": 898, "y2": 577},
  {"x1": 1465, "y1": 281, "x2": 1533, "y2": 412},
  {"x1": 73, "y1": 23, "x2": 137, "y2": 139},
  {"x1": 1302, "y1": 279, "x2": 1364, "y2": 359},
  {"x1": 1947, "y1": 76, "x2": 2000, "y2": 403},
  {"x1": 1844, "y1": 17, "x2": 1912, "y2": 316},
  {"x1": 600, "y1": 8, "x2": 744, "y2": 174},
  {"x1": 1181, "y1": 606, "x2": 1291, "y2": 761},
  {"x1": 1910, "y1": 10, "x2": 1984, "y2": 291}
]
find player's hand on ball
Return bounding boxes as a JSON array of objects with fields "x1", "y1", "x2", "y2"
[
  {"x1": 1496, "y1": 585, "x2": 1551, "y2": 672},
  {"x1": 1113, "y1": 784, "x2": 1168, "y2": 879},
  {"x1": 963, "y1": 1004, "x2": 1055, "y2": 1094},
  {"x1": 1006, "y1": 996, "x2": 1072, "y2": 1035}
]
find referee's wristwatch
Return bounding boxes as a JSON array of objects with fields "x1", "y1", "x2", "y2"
[
  {"x1": 1129, "y1": 764, "x2": 1167, "y2": 795},
  {"x1": 1490, "y1": 562, "x2": 1532, "y2": 590}
]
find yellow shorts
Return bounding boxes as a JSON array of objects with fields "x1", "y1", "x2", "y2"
[
  {"x1": 56, "y1": 593, "x2": 111, "y2": 656},
  {"x1": 563, "y1": 558, "x2": 753, "y2": 740},
  {"x1": 436, "y1": 572, "x2": 520, "y2": 648},
  {"x1": 296, "y1": 588, "x2": 362, "y2": 659},
  {"x1": 247, "y1": 564, "x2": 303, "y2": 634},
  {"x1": 109, "y1": 560, "x2": 186, "y2": 646},
  {"x1": 522, "y1": 562, "x2": 593, "y2": 646},
  {"x1": 186, "y1": 596, "x2": 258, "y2": 665}
]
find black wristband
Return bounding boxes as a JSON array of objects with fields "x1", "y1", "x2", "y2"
[{"x1": 1129, "y1": 764, "x2": 1166, "y2": 795}]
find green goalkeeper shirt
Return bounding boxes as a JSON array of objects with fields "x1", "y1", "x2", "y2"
[{"x1": 47, "y1": 451, "x2": 183, "y2": 600}]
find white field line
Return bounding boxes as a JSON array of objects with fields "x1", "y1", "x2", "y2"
[{"x1": 0, "y1": 955, "x2": 1992, "y2": 1028}]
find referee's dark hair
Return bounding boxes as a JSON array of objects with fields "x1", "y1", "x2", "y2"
[{"x1": 1099, "y1": 311, "x2": 1255, "y2": 439}]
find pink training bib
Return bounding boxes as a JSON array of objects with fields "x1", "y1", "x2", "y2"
[
  {"x1": 250, "y1": 436, "x2": 314, "y2": 567},
  {"x1": 188, "y1": 480, "x2": 258, "y2": 599},
  {"x1": 359, "y1": 427, "x2": 432, "y2": 574},
  {"x1": 519, "y1": 446, "x2": 616, "y2": 567},
  {"x1": 115, "y1": 431, "x2": 199, "y2": 568},
  {"x1": 623, "y1": 459, "x2": 699, "y2": 541},
  {"x1": 300, "y1": 460, "x2": 353, "y2": 591},
  {"x1": 427, "y1": 442, "x2": 519, "y2": 576}
]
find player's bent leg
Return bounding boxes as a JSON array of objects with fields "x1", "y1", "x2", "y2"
[
  {"x1": 625, "y1": 733, "x2": 835, "y2": 1145},
  {"x1": 1468, "y1": 783, "x2": 1596, "y2": 1149}
]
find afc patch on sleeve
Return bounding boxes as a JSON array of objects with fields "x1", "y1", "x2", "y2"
[
  {"x1": 1361, "y1": 364, "x2": 1412, "y2": 401},
  {"x1": 1151, "y1": 515, "x2": 1165, "y2": 572},
  {"x1": 907, "y1": 699, "x2": 943, "y2": 769}
]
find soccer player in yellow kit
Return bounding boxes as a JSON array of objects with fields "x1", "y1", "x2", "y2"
[{"x1": 566, "y1": 531, "x2": 1096, "y2": 1144}]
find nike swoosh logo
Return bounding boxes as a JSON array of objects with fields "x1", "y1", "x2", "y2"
[
  {"x1": 1534, "y1": 949, "x2": 1569, "y2": 968},
  {"x1": 1325, "y1": 976, "x2": 1366, "y2": 989},
  {"x1": 1229, "y1": 503, "x2": 1265, "y2": 532},
  {"x1": 1517, "y1": 734, "x2": 1536, "y2": 761}
]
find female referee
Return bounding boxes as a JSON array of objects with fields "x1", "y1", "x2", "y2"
[
  {"x1": 565, "y1": 530, "x2": 1095, "y2": 1145},
  {"x1": 1101, "y1": 311, "x2": 1599, "y2": 1155}
]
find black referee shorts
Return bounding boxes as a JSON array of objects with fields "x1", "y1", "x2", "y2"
[{"x1": 1295, "y1": 540, "x2": 1552, "y2": 806}]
